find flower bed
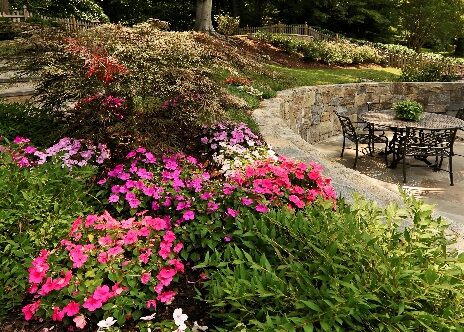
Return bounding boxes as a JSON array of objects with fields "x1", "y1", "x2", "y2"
[{"x1": 14, "y1": 122, "x2": 337, "y2": 330}]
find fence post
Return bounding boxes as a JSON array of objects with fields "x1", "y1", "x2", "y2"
[
  {"x1": 23, "y1": 5, "x2": 30, "y2": 19},
  {"x1": 278, "y1": 21, "x2": 282, "y2": 33},
  {"x1": 70, "y1": 15, "x2": 77, "y2": 31},
  {"x1": 304, "y1": 22, "x2": 308, "y2": 36}
]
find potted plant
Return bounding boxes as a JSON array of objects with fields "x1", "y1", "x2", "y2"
[{"x1": 394, "y1": 100, "x2": 423, "y2": 121}]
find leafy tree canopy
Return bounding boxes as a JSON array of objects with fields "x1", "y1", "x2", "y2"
[{"x1": 10, "y1": 0, "x2": 108, "y2": 21}]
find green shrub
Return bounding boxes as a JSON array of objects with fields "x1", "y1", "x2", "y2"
[
  {"x1": 400, "y1": 60, "x2": 457, "y2": 82},
  {"x1": 214, "y1": 14, "x2": 240, "y2": 36},
  {"x1": 254, "y1": 33, "x2": 383, "y2": 65},
  {"x1": 0, "y1": 18, "x2": 21, "y2": 40},
  {"x1": 16, "y1": 24, "x2": 266, "y2": 154},
  {"x1": 394, "y1": 100, "x2": 423, "y2": 121},
  {"x1": 0, "y1": 102, "x2": 65, "y2": 148},
  {"x1": 199, "y1": 195, "x2": 464, "y2": 331},
  {"x1": 0, "y1": 153, "x2": 102, "y2": 318}
]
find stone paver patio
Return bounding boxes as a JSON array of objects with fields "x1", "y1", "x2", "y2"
[{"x1": 314, "y1": 135, "x2": 464, "y2": 247}]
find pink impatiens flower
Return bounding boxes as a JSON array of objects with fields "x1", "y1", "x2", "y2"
[
  {"x1": 226, "y1": 208, "x2": 239, "y2": 218},
  {"x1": 93, "y1": 285, "x2": 112, "y2": 302},
  {"x1": 22, "y1": 300, "x2": 41, "y2": 320},
  {"x1": 73, "y1": 314, "x2": 87, "y2": 329},
  {"x1": 255, "y1": 204, "x2": 269, "y2": 213},
  {"x1": 63, "y1": 301, "x2": 80, "y2": 317},
  {"x1": 183, "y1": 210, "x2": 195, "y2": 221},
  {"x1": 52, "y1": 306, "x2": 65, "y2": 321},
  {"x1": 289, "y1": 195, "x2": 305, "y2": 209},
  {"x1": 157, "y1": 267, "x2": 177, "y2": 286},
  {"x1": 123, "y1": 230, "x2": 138, "y2": 245},
  {"x1": 157, "y1": 290, "x2": 176, "y2": 304},
  {"x1": 83, "y1": 296, "x2": 103, "y2": 312},
  {"x1": 141, "y1": 272, "x2": 151, "y2": 284}
]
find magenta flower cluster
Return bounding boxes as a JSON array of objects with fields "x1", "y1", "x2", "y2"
[
  {"x1": 75, "y1": 93, "x2": 127, "y2": 120},
  {"x1": 2, "y1": 136, "x2": 110, "y2": 168}
]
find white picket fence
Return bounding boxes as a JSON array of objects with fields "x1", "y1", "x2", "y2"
[{"x1": 0, "y1": 5, "x2": 100, "y2": 31}]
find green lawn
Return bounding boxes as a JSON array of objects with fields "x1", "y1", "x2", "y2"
[{"x1": 257, "y1": 65, "x2": 401, "y2": 90}]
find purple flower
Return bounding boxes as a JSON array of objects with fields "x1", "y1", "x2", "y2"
[
  {"x1": 241, "y1": 197, "x2": 253, "y2": 206},
  {"x1": 109, "y1": 194, "x2": 120, "y2": 203},
  {"x1": 226, "y1": 208, "x2": 239, "y2": 218},
  {"x1": 183, "y1": 210, "x2": 195, "y2": 221},
  {"x1": 256, "y1": 204, "x2": 269, "y2": 213},
  {"x1": 13, "y1": 136, "x2": 30, "y2": 144}
]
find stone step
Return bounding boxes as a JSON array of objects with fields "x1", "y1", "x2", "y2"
[
  {"x1": 0, "y1": 70, "x2": 31, "y2": 83},
  {"x1": 0, "y1": 82, "x2": 36, "y2": 98}
]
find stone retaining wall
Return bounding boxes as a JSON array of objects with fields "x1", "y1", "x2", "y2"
[{"x1": 275, "y1": 82, "x2": 464, "y2": 144}]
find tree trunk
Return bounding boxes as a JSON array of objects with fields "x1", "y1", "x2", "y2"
[
  {"x1": 455, "y1": 37, "x2": 464, "y2": 57},
  {"x1": 195, "y1": 0, "x2": 214, "y2": 32},
  {"x1": 231, "y1": 0, "x2": 238, "y2": 17},
  {"x1": 0, "y1": 0, "x2": 9, "y2": 14}
]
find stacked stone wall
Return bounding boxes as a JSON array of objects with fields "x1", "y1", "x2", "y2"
[{"x1": 273, "y1": 82, "x2": 464, "y2": 144}]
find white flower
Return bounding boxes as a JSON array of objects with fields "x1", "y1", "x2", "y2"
[
  {"x1": 140, "y1": 312, "x2": 157, "y2": 321},
  {"x1": 172, "y1": 323, "x2": 187, "y2": 332},
  {"x1": 173, "y1": 308, "x2": 188, "y2": 327},
  {"x1": 97, "y1": 317, "x2": 117, "y2": 329},
  {"x1": 192, "y1": 321, "x2": 209, "y2": 331}
]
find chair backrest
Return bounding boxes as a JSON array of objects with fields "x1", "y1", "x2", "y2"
[
  {"x1": 335, "y1": 111, "x2": 357, "y2": 140},
  {"x1": 404, "y1": 127, "x2": 458, "y2": 156}
]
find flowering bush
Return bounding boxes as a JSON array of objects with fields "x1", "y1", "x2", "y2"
[
  {"x1": 200, "y1": 122, "x2": 276, "y2": 176},
  {"x1": 236, "y1": 85, "x2": 263, "y2": 98},
  {"x1": 22, "y1": 211, "x2": 185, "y2": 328},
  {"x1": 1, "y1": 136, "x2": 110, "y2": 168},
  {"x1": 227, "y1": 157, "x2": 337, "y2": 212},
  {"x1": 0, "y1": 141, "x2": 101, "y2": 318}
]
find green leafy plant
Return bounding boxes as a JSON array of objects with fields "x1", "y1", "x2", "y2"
[
  {"x1": 394, "y1": 100, "x2": 423, "y2": 121},
  {"x1": 199, "y1": 195, "x2": 464, "y2": 331},
  {"x1": 214, "y1": 14, "x2": 240, "y2": 36},
  {"x1": 400, "y1": 61, "x2": 457, "y2": 82},
  {"x1": 0, "y1": 148, "x2": 102, "y2": 318},
  {"x1": 254, "y1": 33, "x2": 383, "y2": 65}
]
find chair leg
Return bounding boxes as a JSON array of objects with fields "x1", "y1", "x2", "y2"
[
  {"x1": 403, "y1": 154, "x2": 407, "y2": 184},
  {"x1": 384, "y1": 140, "x2": 388, "y2": 167},
  {"x1": 353, "y1": 142, "x2": 358, "y2": 169},
  {"x1": 341, "y1": 137, "x2": 346, "y2": 157},
  {"x1": 450, "y1": 155, "x2": 454, "y2": 186}
]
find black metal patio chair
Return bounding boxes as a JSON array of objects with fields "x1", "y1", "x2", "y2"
[
  {"x1": 335, "y1": 111, "x2": 389, "y2": 169},
  {"x1": 399, "y1": 127, "x2": 458, "y2": 186}
]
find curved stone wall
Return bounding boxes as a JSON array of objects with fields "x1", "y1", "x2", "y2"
[{"x1": 275, "y1": 82, "x2": 464, "y2": 144}]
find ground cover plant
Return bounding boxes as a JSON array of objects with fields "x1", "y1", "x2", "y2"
[{"x1": 200, "y1": 195, "x2": 464, "y2": 331}]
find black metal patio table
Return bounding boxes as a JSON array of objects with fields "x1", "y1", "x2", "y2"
[{"x1": 360, "y1": 110, "x2": 464, "y2": 168}]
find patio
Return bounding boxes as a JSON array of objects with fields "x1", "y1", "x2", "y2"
[{"x1": 313, "y1": 135, "x2": 464, "y2": 224}]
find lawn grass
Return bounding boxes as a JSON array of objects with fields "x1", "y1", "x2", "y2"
[{"x1": 257, "y1": 65, "x2": 401, "y2": 89}]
